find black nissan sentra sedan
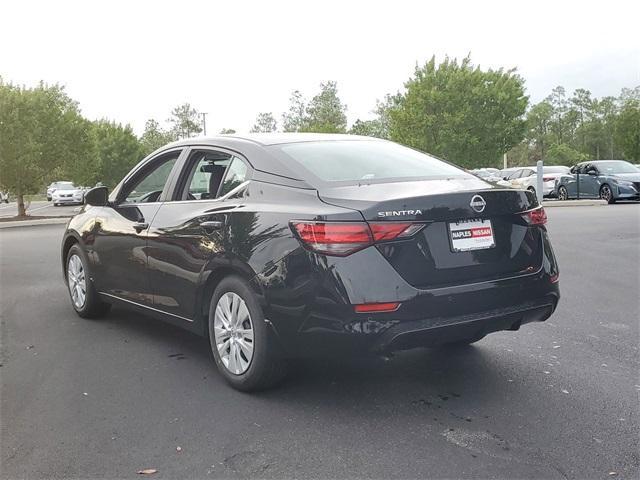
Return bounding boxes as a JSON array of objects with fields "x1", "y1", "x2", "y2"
[{"x1": 61, "y1": 134, "x2": 560, "y2": 391}]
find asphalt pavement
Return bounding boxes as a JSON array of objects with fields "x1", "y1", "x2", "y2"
[
  {"x1": 1, "y1": 205, "x2": 638, "y2": 479},
  {"x1": 0, "y1": 200, "x2": 79, "y2": 219}
]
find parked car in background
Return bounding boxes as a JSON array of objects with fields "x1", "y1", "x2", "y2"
[
  {"x1": 471, "y1": 168, "x2": 510, "y2": 187},
  {"x1": 47, "y1": 181, "x2": 74, "y2": 201},
  {"x1": 505, "y1": 166, "x2": 570, "y2": 198},
  {"x1": 555, "y1": 160, "x2": 640, "y2": 203},
  {"x1": 61, "y1": 134, "x2": 560, "y2": 391},
  {"x1": 0, "y1": 191, "x2": 9, "y2": 203},
  {"x1": 52, "y1": 183, "x2": 85, "y2": 206}
]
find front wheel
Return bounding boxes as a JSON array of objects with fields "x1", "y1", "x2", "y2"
[
  {"x1": 557, "y1": 186, "x2": 569, "y2": 201},
  {"x1": 208, "y1": 276, "x2": 287, "y2": 391},
  {"x1": 600, "y1": 184, "x2": 616, "y2": 204}
]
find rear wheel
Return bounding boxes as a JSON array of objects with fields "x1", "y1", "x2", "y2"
[
  {"x1": 66, "y1": 244, "x2": 111, "y2": 318},
  {"x1": 600, "y1": 184, "x2": 616, "y2": 204},
  {"x1": 208, "y1": 276, "x2": 286, "y2": 391},
  {"x1": 557, "y1": 186, "x2": 568, "y2": 201}
]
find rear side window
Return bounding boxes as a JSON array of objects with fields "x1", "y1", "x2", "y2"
[
  {"x1": 219, "y1": 158, "x2": 248, "y2": 196},
  {"x1": 273, "y1": 140, "x2": 467, "y2": 184}
]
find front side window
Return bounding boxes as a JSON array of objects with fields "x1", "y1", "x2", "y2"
[
  {"x1": 122, "y1": 153, "x2": 179, "y2": 203},
  {"x1": 273, "y1": 140, "x2": 468, "y2": 185}
]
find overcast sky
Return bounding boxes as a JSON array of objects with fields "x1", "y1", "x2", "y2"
[{"x1": 2, "y1": 0, "x2": 638, "y2": 135}]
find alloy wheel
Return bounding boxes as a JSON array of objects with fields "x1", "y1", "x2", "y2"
[
  {"x1": 600, "y1": 185, "x2": 612, "y2": 202},
  {"x1": 558, "y1": 187, "x2": 568, "y2": 201},
  {"x1": 67, "y1": 254, "x2": 87, "y2": 309},
  {"x1": 214, "y1": 292, "x2": 254, "y2": 375}
]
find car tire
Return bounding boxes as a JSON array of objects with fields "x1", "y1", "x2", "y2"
[
  {"x1": 557, "y1": 186, "x2": 568, "y2": 201},
  {"x1": 208, "y1": 275, "x2": 287, "y2": 391},
  {"x1": 66, "y1": 244, "x2": 111, "y2": 318},
  {"x1": 527, "y1": 186, "x2": 536, "y2": 195},
  {"x1": 599, "y1": 184, "x2": 616, "y2": 204}
]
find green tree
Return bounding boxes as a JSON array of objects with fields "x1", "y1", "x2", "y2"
[
  {"x1": 140, "y1": 119, "x2": 174, "y2": 156},
  {"x1": 301, "y1": 81, "x2": 347, "y2": 133},
  {"x1": 282, "y1": 90, "x2": 307, "y2": 132},
  {"x1": 526, "y1": 101, "x2": 554, "y2": 161},
  {"x1": 219, "y1": 128, "x2": 236, "y2": 134},
  {"x1": 168, "y1": 103, "x2": 202, "y2": 139},
  {"x1": 615, "y1": 99, "x2": 640, "y2": 161},
  {"x1": 0, "y1": 80, "x2": 91, "y2": 216},
  {"x1": 546, "y1": 143, "x2": 588, "y2": 165},
  {"x1": 388, "y1": 55, "x2": 528, "y2": 168},
  {"x1": 250, "y1": 112, "x2": 277, "y2": 133},
  {"x1": 349, "y1": 119, "x2": 384, "y2": 137},
  {"x1": 91, "y1": 120, "x2": 144, "y2": 187}
]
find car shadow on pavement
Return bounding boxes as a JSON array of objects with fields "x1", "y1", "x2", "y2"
[{"x1": 103, "y1": 306, "x2": 509, "y2": 408}]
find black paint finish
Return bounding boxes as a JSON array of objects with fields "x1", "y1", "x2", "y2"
[{"x1": 62, "y1": 134, "x2": 559, "y2": 356}]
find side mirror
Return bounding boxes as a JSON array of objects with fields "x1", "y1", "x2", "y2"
[
  {"x1": 84, "y1": 186, "x2": 109, "y2": 206},
  {"x1": 588, "y1": 170, "x2": 597, "y2": 176}
]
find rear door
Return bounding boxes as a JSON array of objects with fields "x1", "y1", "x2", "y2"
[
  {"x1": 92, "y1": 150, "x2": 184, "y2": 305},
  {"x1": 146, "y1": 148, "x2": 252, "y2": 321},
  {"x1": 582, "y1": 164, "x2": 601, "y2": 197}
]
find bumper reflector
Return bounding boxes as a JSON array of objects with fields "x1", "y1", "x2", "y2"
[{"x1": 354, "y1": 302, "x2": 401, "y2": 313}]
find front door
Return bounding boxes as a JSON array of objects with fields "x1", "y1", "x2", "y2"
[{"x1": 92, "y1": 151, "x2": 182, "y2": 306}]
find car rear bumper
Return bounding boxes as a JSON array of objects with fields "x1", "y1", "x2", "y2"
[
  {"x1": 370, "y1": 295, "x2": 557, "y2": 352},
  {"x1": 259, "y1": 229, "x2": 560, "y2": 357}
]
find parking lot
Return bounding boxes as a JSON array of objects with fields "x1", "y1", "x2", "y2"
[
  {"x1": 1, "y1": 205, "x2": 638, "y2": 479},
  {"x1": 0, "y1": 200, "x2": 80, "y2": 219}
]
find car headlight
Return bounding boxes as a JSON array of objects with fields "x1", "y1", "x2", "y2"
[{"x1": 617, "y1": 180, "x2": 637, "y2": 189}]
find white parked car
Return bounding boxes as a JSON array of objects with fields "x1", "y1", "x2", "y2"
[
  {"x1": 471, "y1": 168, "x2": 511, "y2": 187},
  {"x1": 47, "y1": 181, "x2": 74, "y2": 201},
  {"x1": 51, "y1": 184, "x2": 85, "y2": 206},
  {"x1": 505, "y1": 166, "x2": 571, "y2": 198}
]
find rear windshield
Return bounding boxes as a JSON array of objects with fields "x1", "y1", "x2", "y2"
[{"x1": 274, "y1": 140, "x2": 468, "y2": 184}]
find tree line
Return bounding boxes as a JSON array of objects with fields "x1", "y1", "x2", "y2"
[{"x1": 1, "y1": 57, "x2": 639, "y2": 215}]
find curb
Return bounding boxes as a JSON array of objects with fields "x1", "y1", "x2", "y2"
[
  {"x1": 543, "y1": 200, "x2": 607, "y2": 207},
  {"x1": 0, "y1": 217, "x2": 70, "y2": 229}
]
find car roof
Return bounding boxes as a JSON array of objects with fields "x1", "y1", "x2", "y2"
[
  {"x1": 141, "y1": 133, "x2": 385, "y2": 187},
  {"x1": 168, "y1": 132, "x2": 377, "y2": 148}
]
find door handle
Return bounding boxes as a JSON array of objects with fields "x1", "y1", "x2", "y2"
[
  {"x1": 133, "y1": 222, "x2": 149, "y2": 233},
  {"x1": 200, "y1": 220, "x2": 224, "y2": 230}
]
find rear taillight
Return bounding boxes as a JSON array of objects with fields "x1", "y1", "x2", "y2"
[
  {"x1": 354, "y1": 302, "x2": 401, "y2": 313},
  {"x1": 291, "y1": 221, "x2": 424, "y2": 256},
  {"x1": 543, "y1": 176, "x2": 554, "y2": 182},
  {"x1": 522, "y1": 207, "x2": 547, "y2": 226}
]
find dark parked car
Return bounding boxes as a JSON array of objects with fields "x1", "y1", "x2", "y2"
[
  {"x1": 555, "y1": 160, "x2": 640, "y2": 203},
  {"x1": 61, "y1": 134, "x2": 560, "y2": 391}
]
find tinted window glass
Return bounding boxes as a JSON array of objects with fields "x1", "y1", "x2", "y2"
[
  {"x1": 124, "y1": 155, "x2": 178, "y2": 203},
  {"x1": 219, "y1": 158, "x2": 248, "y2": 196},
  {"x1": 275, "y1": 140, "x2": 466, "y2": 184},
  {"x1": 183, "y1": 151, "x2": 232, "y2": 200}
]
